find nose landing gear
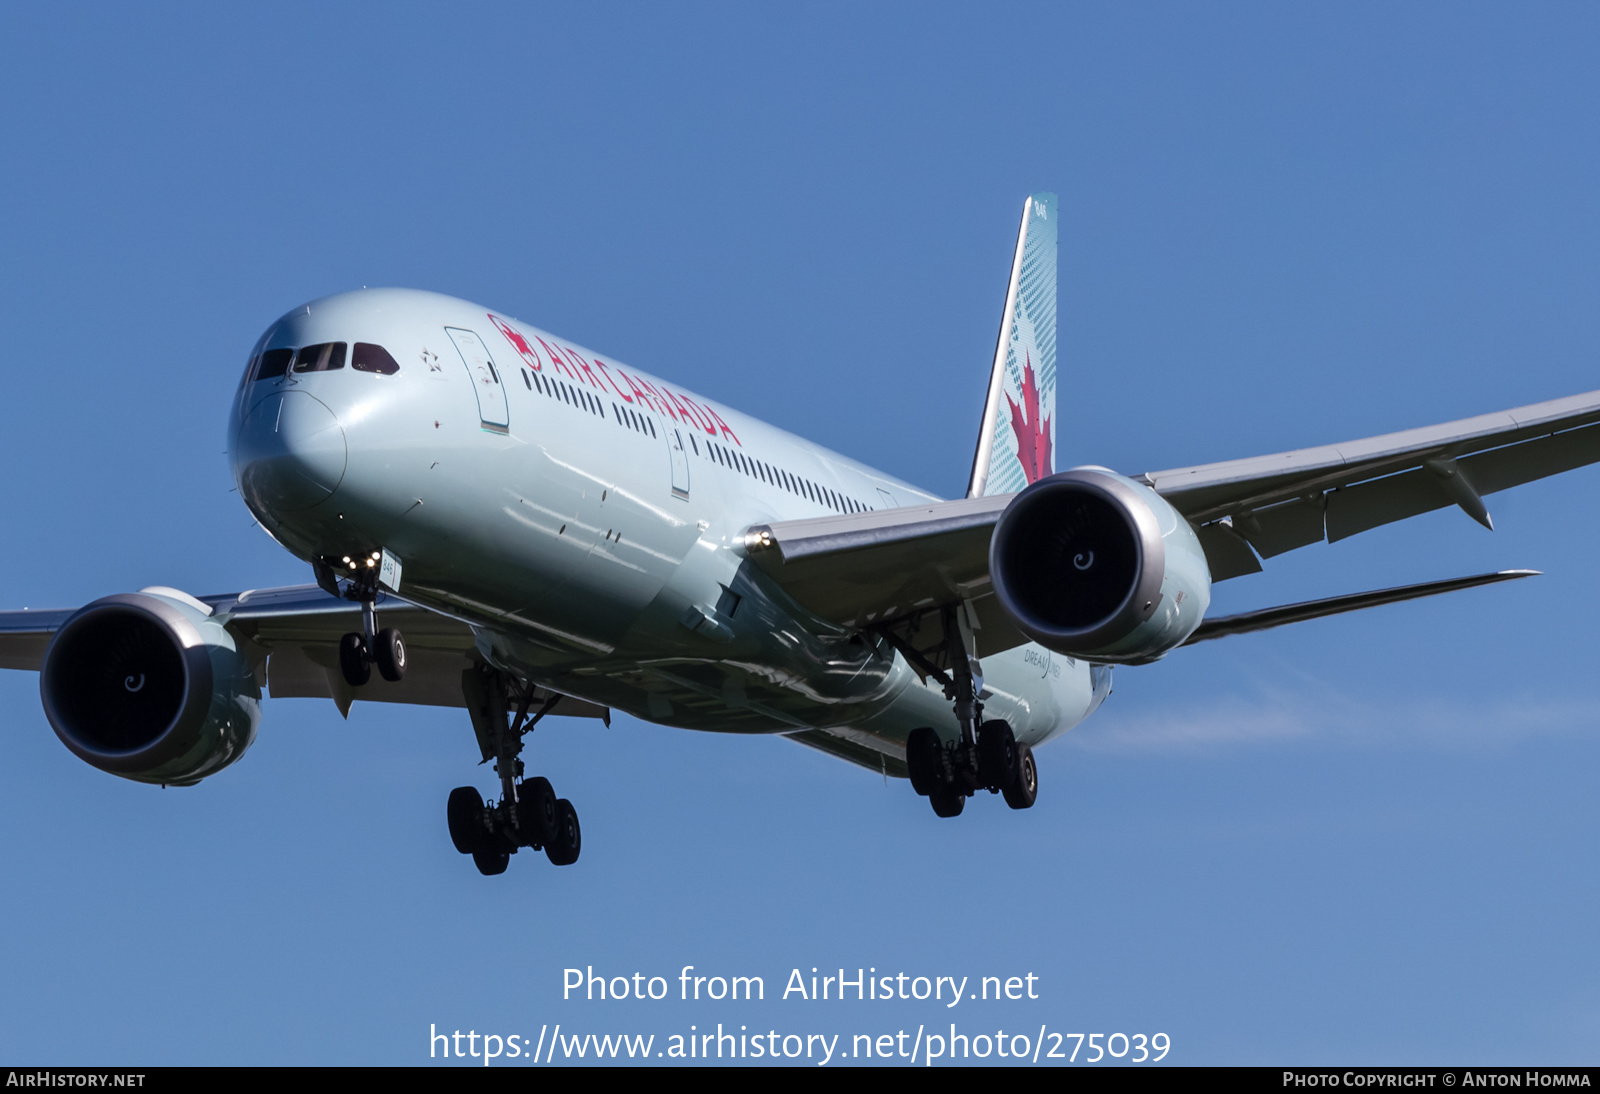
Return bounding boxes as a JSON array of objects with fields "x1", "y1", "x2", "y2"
[
  {"x1": 314, "y1": 554, "x2": 407, "y2": 688},
  {"x1": 450, "y1": 664, "x2": 582, "y2": 876}
]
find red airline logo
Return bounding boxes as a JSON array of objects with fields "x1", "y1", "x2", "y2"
[
  {"x1": 1006, "y1": 355, "x2": 1053, "y2": 483},
  {"x1": 489, "y1": 314, "x2": 543, "y2": 370}
]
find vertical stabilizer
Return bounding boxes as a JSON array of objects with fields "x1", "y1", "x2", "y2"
[{"x1": 967, "y1": 192, "x2": 1057, "y2": 498}]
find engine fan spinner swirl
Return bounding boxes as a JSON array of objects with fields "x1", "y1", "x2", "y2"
[
  {"x1": 989, "y1": 467, "x2": 1207, "y2": 662},
  {"x1": 39, "y1": 592, "x2": 261, "y2": 784}
]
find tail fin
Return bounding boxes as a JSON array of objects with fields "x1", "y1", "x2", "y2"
[{"x1": 967, "y1": 192, "x2": 1057, "y2": 498}]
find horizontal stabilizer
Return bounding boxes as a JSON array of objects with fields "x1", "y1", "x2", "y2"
[
  {"x1": 785, "y1": 729, "x2": 910, "y2": 778},
  {"x1": 1182, "y1": 569, "x2": 1539, "y2": 645}
]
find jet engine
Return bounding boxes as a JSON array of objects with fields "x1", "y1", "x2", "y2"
[
  {"x1": 39, "y1": 590, "x2": 262, "y2": 785},
  {"x1": 989, "y1": 468, "x2": 1212, "y2": 664}
]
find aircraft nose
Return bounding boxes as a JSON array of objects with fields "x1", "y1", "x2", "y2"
[{"x1": 233, "y1": 390, "x2": 348, "y2": 513}]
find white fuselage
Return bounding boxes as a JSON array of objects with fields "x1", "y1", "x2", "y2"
[{"x1": 228, "y1": 289, "x2": 1102, "y2": 762}]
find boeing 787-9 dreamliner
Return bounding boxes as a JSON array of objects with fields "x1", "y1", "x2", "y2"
[{"x1": 2, "y1": 194, "x2": 1590, "y2": 875}]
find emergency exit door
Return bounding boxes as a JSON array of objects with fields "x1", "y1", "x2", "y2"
[
  {"x1": 667, "y1": 428, "x2": 690, "y2": 498},
  {"x1": 445, "y1": 327, "x2": 509, "y2": 432}
]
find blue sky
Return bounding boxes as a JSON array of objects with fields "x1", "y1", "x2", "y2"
[{"x1": 2, "y1": 2, "x2": 1599, "y2": 1065}]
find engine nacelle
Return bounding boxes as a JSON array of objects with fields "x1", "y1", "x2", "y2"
[
  {"x1": 990, "y1": 467, "x2": 1212, "y2": 664},
  {"x1": 40, "y1": 590, "x2": 262, "y2": 785}
]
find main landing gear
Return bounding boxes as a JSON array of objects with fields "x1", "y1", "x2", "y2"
[
  {"x1": 906, "y1": 720, "x2": 1037, "y2": 816},
  {"x1": 315, "y1": 553, "x2": 407, "y2": 688},
  {"x1": 881, "y1": 605, "x2": 1040, "y2": 819},
  {"x1": 448, "y1": 664, "x2": 581, "y2": 876}
]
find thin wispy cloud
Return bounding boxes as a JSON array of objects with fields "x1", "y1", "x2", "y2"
[{"x1": 1066, "y1": 667, "x2": 1600, "y2": 755}]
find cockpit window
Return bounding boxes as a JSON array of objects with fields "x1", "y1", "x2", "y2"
[
  {"x1": 255, "y1": 348, "x2": 294, "y2": 380},
  {"x1": 352, "y1": 342, "x2": 400, "y2": 375},
  {"x1": 293, "y1": 342, "x2": 347, "y2": 372}
]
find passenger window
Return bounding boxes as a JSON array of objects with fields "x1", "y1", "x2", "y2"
[
  {"x1": 352, "y1": 342, "x2": 400, "y2": 375},
  {"x1": 293, "y1": 342, "x2": 347, "y2": 372},
  {"x1": 256, "y1": 348, "x2": 294, "y2": 380}
]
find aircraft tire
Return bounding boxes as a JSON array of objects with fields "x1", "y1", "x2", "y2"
[
  {"x1": 905, "y1": 727, "x2": 941, "y2": 796},
  {"x1": 929, "y1": 788, "x2": 965, "y2": 818},
  {"x1": 374, "y1": 627, "x2": 407, "y2": 682},
  {"x1": 447, "y1": 786, "x2": 486, "y2": 854},
  {"x1": 1002, "y1": 745, "x2": 1038, "y2": 810},
  {"x1": 517, "y1": 777, "x2": 557, "y2": 847},
  {"x1": 472, "y1": 847, "x2": 510, "y2": 875},
  {"x1": 545, "y1": 799, "x2": 581, "y2": 866},
  {"x1": 338, "y1": 632, "x2": 370, "y2": 687},
  {"x1": 977, "y1": 720, "x2": 1018, "y2": 791}
]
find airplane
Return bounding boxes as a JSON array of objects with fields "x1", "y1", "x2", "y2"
[{"x1": 2, "y1": 192, "x2": 1594, "y2": 877}]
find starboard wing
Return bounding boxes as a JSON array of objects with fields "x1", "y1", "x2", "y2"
[
  {"x1": 1147, "y1": 389, "x2": 1600, "y2": 579},
  {"x1": 746, "y1": 388, "x2": 1600, "y2": 654}
]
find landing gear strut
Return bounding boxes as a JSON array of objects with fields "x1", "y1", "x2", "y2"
[
  {"x1": 448, "y1": 664, "x2": 581, "y2": 875},
  {"x1": 315, "y1": 554, "x2": 407, "y2": 688},
  {"x1": 884, "y1": 604, "x2": 1039, "y2": 818}
]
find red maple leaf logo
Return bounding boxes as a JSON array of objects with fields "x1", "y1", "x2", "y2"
[
  {"x1": 1005, "y1": 354, "x2": 1053, "y2": 484},
  {"x1": 489, "y1": 314, "x2": 541, "y2": 369}
]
